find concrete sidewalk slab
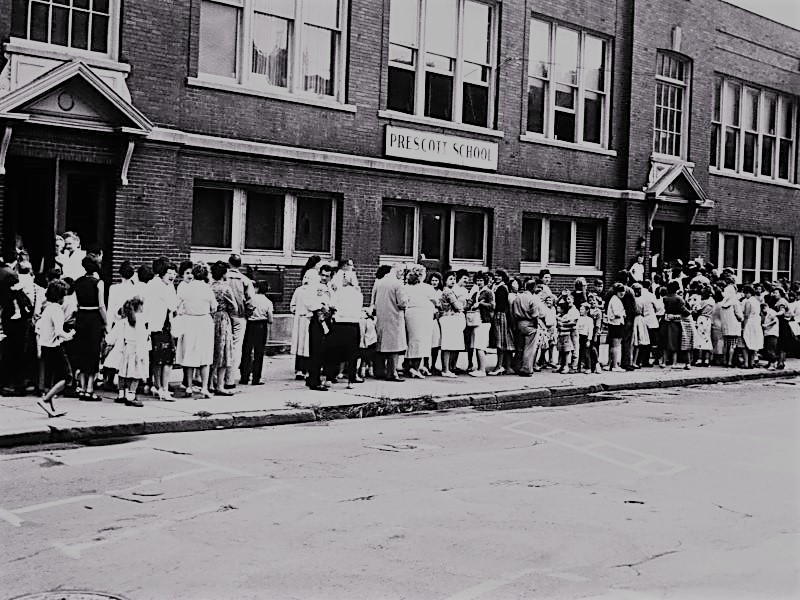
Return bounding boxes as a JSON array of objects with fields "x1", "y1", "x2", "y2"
[{"x1": 0, "y1": 355, "x2": 797, "y2": 448}]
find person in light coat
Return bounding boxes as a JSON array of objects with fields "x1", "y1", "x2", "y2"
[
  {"x1": 289, "y1": 271, "x2": 317, "y2": 380},
  {"x1": 373, "y1": 264, "x2": 408, "y2": 381}
]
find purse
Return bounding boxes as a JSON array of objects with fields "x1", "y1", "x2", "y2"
[{"x1": 465, "y1": 309, "x2": 482, "y2": 327}]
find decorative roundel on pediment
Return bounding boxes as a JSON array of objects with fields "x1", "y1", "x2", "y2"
[{"x1": 57, "y1": 91, "x2": 75, "y2": 112}]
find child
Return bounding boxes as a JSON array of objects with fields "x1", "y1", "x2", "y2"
[
  {"x1": 541, "y1": 294, "x2": 558, "y2": 368},
  {"x1": 588, "y1": 294, "x2": 604, "y2": 373},
  {"x1": 761, "y1": 303, "x2": 779, "y2": 370},
  {"x1": 107, "y1": 297, "x2": 150, "y2": 407},
  {"x1": 359, "y1": 307, "x2": 378, "y2": 379},
  {"x1": 556, "y1": 295, "x2": 579, "y2": 373},
  {"x1": 576, "y1": 303, "x2": 595, "y2": 374},
  {"x1": 35, "y1": 280, "x2": 74, "y2": 417}
]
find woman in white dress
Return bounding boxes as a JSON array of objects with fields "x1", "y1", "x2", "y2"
[
  {"x1": 740, "y1": 284, "x2": 763, "y2": 369},
  {"x1": 424, "y1": 272, "x2": 443, "y2": 374},
  {"x1": 438, "y1": 272, "x2": 466, "y2": 378},
  {"x1": 403, "y1": 265, "x2": 437, "y2": 378},
  {"x1": 175, "y1": 264, "x2": 216, "y2": 398},
  {"x1": 289, "y1": 271, "x2": 317, "y2": 380}
]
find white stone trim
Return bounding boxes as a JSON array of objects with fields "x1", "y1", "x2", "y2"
[
  {"x1": 519, "y1": 134, "x2": 618, "y2": 157},
  {"x1": 148, "y1": 127, "x2": 646, "y2": 200},
  {"x1": 709, "y1": 168, "x2": 800, "y2": 190}
]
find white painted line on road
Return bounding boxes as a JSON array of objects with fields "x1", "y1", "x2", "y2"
[
  {"x1": 443, "y1": 567, "x2": 542, "y2": 600},
  {"x1": 0, "y1": 506, "x2": 23, "y2": 526},
  {"x1": 13, "y1": 494, "x2": 102, "y2": 515}
]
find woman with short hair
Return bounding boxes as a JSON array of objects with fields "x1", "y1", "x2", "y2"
[
  {"x1": 403, "y1": 264, "x2": 436, "y2": 378},
  {"x1": 72, "y1": 255, "x2": 107, "y2": 401},
  {"x1": 176, "y1": 263, "x2": 217, "y2": 398}
]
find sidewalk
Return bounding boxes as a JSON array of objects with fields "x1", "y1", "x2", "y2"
[{"x1": 1, "y1": 355, "x2": 798, "y2": 448}]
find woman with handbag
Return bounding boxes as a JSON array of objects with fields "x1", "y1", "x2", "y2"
[
  {"x1": 438, "y1": 272, "x2": 466, "y2": 378},
  {"x1": 147, "y1": 258, "x2": 179, "y2": 400}
]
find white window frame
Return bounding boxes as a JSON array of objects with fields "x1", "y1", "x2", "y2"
[
  {"x1": 197, "y1": 0, "x2": 348, "y2": 104},
  {"x1": 191, "y1": 185, "x2": 337, "y2": 265},
  {"x1": 386, "y1": 0, "x2": 499, "y2": 129},
  {"x1": 525, "y1": 18, "x2": 612, "y2": 149},
  {"x1": 379, "y1": 202, "x2": 489, "y2": 269},
  {"x1": 652, "y1": 51, "x2": 691, "y2": 160},
  {"x1": 520, "y1": 215, "x2": 603, "y2": 275},
  {"x1": 717, "y1": 232, "x2": 793, "y2": 283},
  {"x1": 10, "y1": 0, "x2": 121, "y2": 61},
  {"x1": 711, "y1": 76, "x2": 797, "y2": 184}
]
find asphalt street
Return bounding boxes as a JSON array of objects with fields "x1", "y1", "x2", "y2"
[{"x1": 1, "y1": 378, "x2": 798, "y2": 600}]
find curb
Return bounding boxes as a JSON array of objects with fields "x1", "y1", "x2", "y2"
[{"x1": 0, "y1": 370, "x2": 796, "y2": 449}]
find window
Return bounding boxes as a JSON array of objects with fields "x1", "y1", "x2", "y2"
[
  {"x1": 521, "y1": 215, "x2": 602, "y2": 272},
  {"x1": 387, "y1": 0, "x2": 497, "y2": 128},
  {"x1": 711, "y1": 76, "x2": 796, "y2": 183},
  {"x1": 718, "y1": 232, "x2": 793, "y2": 283},
  {"x1": 11, "y1": 0, "x2": 114, "y2": 55},
  {"x1": 380, "y1": 202, "x2": 489, "y2": 266},
  {"x1": 526, "y1": 18, "x2": 611, "y2": 147},
  {"x1": 198, "y1": 0, "x2": 347, "y2": 101},
  {"x1": 653, "y1": 51, "x2": 691, "y2": 157},
  {"x1": 192, "y1": 185, "x2": 336, "y2": 262}
]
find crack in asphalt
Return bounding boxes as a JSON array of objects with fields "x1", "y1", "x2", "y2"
[
  {"x1": 613, "y1": 542, "x2": 683, "y2": 576},
  {"x1": 713, "y1": 503, "x2": 753, "y2": 518},
  {"x1": 339, "y1": 495, "x2": 376, "y2": 502}
]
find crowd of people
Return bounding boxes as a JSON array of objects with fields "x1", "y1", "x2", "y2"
[
  {"x1": 0, "y1": 232, "x2": 273, "y2": 416},
  {"x1": 288, "y1": 255, "x2": 800, "y2": 390},
  {"x1": 1, "y1": 233, "x2": 799, "y2": 414}
]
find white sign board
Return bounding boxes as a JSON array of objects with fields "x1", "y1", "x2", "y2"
[{"x1": 385, "y1": 125, "x2": 498, "y2": 170}]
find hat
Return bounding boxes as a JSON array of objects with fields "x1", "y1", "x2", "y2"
[{"x1": 632, "y1": 282, "x2": 643, "y2": 289}]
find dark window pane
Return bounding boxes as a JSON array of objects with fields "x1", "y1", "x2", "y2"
[
  {"x1": 93, "y1": 0, "x2": 110, "y2": 13},
  {"x1": 90, "y1": 13, "x2": 108, "y2": 52},
  {"x1": 420, "y1": 211, "x2": 444, "y2": 260},
  {"x1": 723, "y1": 235, "x2": 738, "y2": 270},
  {"x1": 462, "y1": 82, "x2": 488, "y2": 127},
  {"x1": 554, "y1": 111, "x2": 575, "y2": 143},
  {"x1": 424, "y1": 72, "x2": 453, "y2": 121},
  {"x1": 388, "y1": 66, "x2": 415, "y2": 114},
  {"x1": 761, "y1": 137, "x2": 774, "y2": 177},
  {"x1": 192, "y1": 188, "x2": 233, "y2": 248},
  {"x1": 723, "y1": 127, "x2": 738, "y2": 170},
  {"x1": 51, "y1": 6, "x2": 69, "y2": 46},
  {"x1": 778, "y1": 240, "x2": 791, "y2": 271},
  {"x1": 583, "y1": 92, "x2": 601, "y2": 144},
  {"x1": 526, "y1": 79, "x2": 545, "y2": 134},
  {"x1": 521, "y1": 217, "x2": 542, "y2": 262},
  {"x1": 74, "y1": 0, "x2": 90, "y2": 8},
  {"x1": 453, "y1": 211, "x2": 484, "y2": 260},
  {"x1": 743, "y1": 236, "x2": 756, "y2": 270},
  {"x1": 760, "y1": 238, "x2": 774, "y2": 274},
  {"x1": 71, "y1": 9, "x2": 89, "y2": 49},
  {"x1": 381, "y1": 205, "x2": 415, "y2": 256},
  {"x1": 710, "y1": 125, "x2": 719, "y2": 167},
  {"x1": 575, "y1": 222, "x2": 598, "y2": 266},
  {"x1": 741, "y1": 270, "x2": 756, "y2": 284},
  {"x1": 295, "y1": 197, "x2": 332, "y2": 252},
  {"x1": 743, "y1": 132, "x2": 756, "y2": 174},
  {"x1": 549, "y1": 220, "x2": 571, "y2": 264},
  {"x1": 555, "y1": 85, "x2": 574, "y2": 109},
  {"x1": 778, "y1": 139, "x2": 791, "y2": 180},
  {"x1": 30, "y1": 2, "x2": 49, "y2": 42},
  {"x1": 245, "y1": 193, "x2": 284, "y2": 250},
  {"x1": 11, "y1": 0, "x2": 29, "y2": 37}
]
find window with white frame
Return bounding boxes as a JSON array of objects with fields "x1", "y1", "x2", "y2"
[
  {"x1": 719, "y1": 232, "x2": 792, "y2": 283},
  {"x1": 711, "y1": 76, "x2": 797, "y2": 183},
  {"x1": 191, "y1": 185, "x2": 337, "y2": 262},
  {"x1": 387, "y1": 0, "x2": 498, "y2": 128},
  {"x1": 521, "y1": 215, "x2": 602, "y2": 272},
  {"x1": 380, "y1": 201, "x2": 489, "y2": 266},
  {"x1": 10, "y1": 0, "x2": 115, "y2": 56},
  {"x1": 653, "y1": 51, "x2": 691, "y2": 158},
  {"x1": 526, "y1": 18, "x2": 611, "y2": 146},
  {"x1": 198, "y1": 0, "x2": 347, "y2": 101}
]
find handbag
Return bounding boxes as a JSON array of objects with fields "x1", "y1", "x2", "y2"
[
  {"x1": 788, "y1": 320, "x2": 800, "y2": 338},
  {"x1": 465, "y1": 309, "x2": 482, "y2": 327}
]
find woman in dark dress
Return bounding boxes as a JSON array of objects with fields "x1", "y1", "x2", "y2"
[
  {"x1": 772, "y1": 288, "x2": 794, "y2": 369},
  {"x1": 660, "y1": 280, "x2": 690, "y2": 369},
  {"x1": 73, "y1": 255, "x2": 107, "y2": 401},
  {"x1": 489, "y1": 269, "x2": 516, "y2": 375}
]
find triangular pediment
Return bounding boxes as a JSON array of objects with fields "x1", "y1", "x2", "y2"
[
  {"x1": 0, "y1": 60, "x2": 152, "y2": 134},
  {"x1": 645, "y1": 162, "x2": 709, "y2": 205}
]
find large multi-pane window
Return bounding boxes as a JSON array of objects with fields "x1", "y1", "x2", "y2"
[
  {"x1": 387, "y1": 0, "x2": 497, "y2": 128},
  {"x1": 719, "y1": 232, "x2": 792, "y2": 283},
  {"x1": 711, "y1": 77, "x2": 797, "y2": 183},
  {"x1": 521, "y1": 215, "x2": 602, "y2": 272},
  {"x1": 10, "y1": 0, "x2": 113, "y2": 55},
  {"x1": 653, "y1": 51, "x2": 691, "y2": 157},
  {"x1": 191, "y1": 186, "x2": 337, "y2": 261},
  {"x1": 526, "y1": 18, "x2": 611, "y2": 146},
  {"x1": 198, "y1": 0, "x2": 347, "y2": 100},
  {"x1": 380, "y1": 202, "x2": 489, "y2": 267}
]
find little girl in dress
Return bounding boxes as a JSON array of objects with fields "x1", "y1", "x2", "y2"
[{"x1": 107, "y1": 297, "x2": 150, "y2": 407}]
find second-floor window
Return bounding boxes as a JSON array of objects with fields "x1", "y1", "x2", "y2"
[
  {"x1": 387, "y1": 0, "x2": 498, "y2": 128},
  {"x1": 653, "y1": 51, "x2": 691, "y2": 158},
  {"x1": 526, "y1": 18, "x2": 611, "y2": 147},
  {"x1": 10, "y1": 0, "x2": 113, "y2": 55},
  {"x1": 711, "y1": 77, "x2": 796, "y2": 183},
  {"x1": 198, "y1": 0, "x2": 346, "y2": 101}
]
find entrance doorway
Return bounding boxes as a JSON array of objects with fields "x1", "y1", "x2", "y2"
[
  {"x1": 3, "y1": 159, "x2": 114, "y2": 278},
  {"x1": 651, "y1": 222, "x2": 689, "y2": 272},
  {"x1": 418, "y1": 205, "x2": 450, "y2": 275}
]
